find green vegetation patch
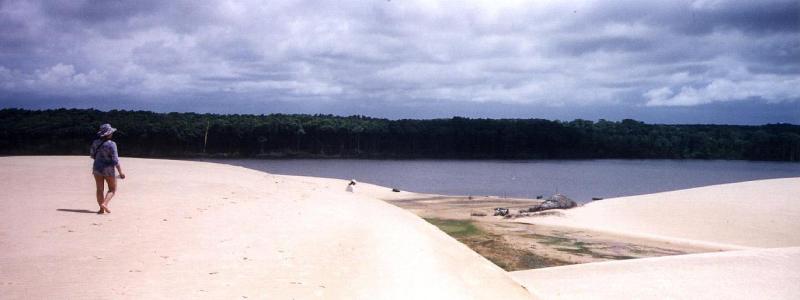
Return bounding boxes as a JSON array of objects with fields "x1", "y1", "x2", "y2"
[{"x1": 424, "y1": 218, "x2": 482, "y2": 238}]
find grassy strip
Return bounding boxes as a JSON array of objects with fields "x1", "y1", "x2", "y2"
[
  {"x1": 423, "y1": 218, "x2": 482, "y2": 238},
  {"x1": 424, "y1": 218, "x2": 569, "y2": 271}
]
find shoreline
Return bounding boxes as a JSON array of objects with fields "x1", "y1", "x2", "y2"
[
  {"x1": 380, "y1": 194, "x2": 716, "y2": 271},
  {"x1": 199, "y1": 157, "x2": 800, "y2": 204}
]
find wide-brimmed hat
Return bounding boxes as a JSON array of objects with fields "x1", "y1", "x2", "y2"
[{"x1": 97, "y1": 123, "x2": 117, "y2": 137}]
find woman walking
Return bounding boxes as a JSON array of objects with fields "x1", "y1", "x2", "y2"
[{"x1": 90, "y1": 124, "x2": 125, "y2": 214}]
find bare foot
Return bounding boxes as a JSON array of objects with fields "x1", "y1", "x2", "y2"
[
  {"x1": 101, "y1": 205, "x2": 111, "y2": 214},
  {"x1": 97, "y1": 209, "x2": 105, "y2": 214}
]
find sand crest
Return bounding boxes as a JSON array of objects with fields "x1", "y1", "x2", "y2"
[
  {"x1": 0, "y1": 156, "x2": 533, "y2": 299},
  {"x1": 511, "y1": 247, "x2": 800, "y2": 299},
  {"x1": 514, "y1": 178, "x2": 800, "y2": 249},
  {"x1": 510, "y1": 177, "x2": 800, "y2": 299}
]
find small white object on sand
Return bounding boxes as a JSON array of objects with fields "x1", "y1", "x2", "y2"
[{"x1": 346, "y1": 179, "x2": 357, "y2": 192}]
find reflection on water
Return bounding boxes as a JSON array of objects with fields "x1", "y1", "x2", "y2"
[{"x1": 201, "y1": 159, "x2": 800, "y2": 203}]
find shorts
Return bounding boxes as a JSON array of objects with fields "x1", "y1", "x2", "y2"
[{"x1": 92, "y1": 161, "x2": 116, "y2": 177}]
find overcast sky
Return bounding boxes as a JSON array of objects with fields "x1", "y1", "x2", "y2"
[{"x1": 1, "y1": 0, "x2": 798, "y2": 124}]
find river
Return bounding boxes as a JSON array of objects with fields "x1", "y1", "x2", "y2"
[{"x1": 202, "y1": 159, "x2": 800, "y2": 203}]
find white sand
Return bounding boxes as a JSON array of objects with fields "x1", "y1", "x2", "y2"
[
  {"x1": 512, "y1": 247, "x2": 800, "y2": 299},
  {"x1": 0, "y1": 156, "x2": 533, "y2": 299},
  {"x1": 514, "y1": 178, "x2": 800, "y2": 249},
  {"x1": 511, "y1": 177, "x2": 800, "y2": 299},
  {"x1": 4, "y1": 156, "x2": 798, "y2": 299}
]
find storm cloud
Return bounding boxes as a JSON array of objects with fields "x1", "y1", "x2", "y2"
[{"x1": 1, "y1": 0, "x2": 798, "y2": 124}]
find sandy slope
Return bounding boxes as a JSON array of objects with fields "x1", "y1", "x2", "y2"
[
  {"x1": 510, "y1": 177, "x2": 800, "y2": 299},
  {"x1": 512, "y1": 247, "x2": 800, "y2": 299},
  {"x1": 0, "y1": 156, "x2": 533, "y2": 300},
  {"x1": 514, "y1": 178, "x2": 800, "y2": 249}
]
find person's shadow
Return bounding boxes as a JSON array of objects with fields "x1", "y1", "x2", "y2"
[{"x1": 57, "y1": 208, "x2": 98, "y2": 214}]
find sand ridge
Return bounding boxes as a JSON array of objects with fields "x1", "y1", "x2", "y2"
[
  {"x1": 509, "y1": 177, "x2": 800, "y2": 299},
  {"x1": 0, "y1": 156, "x2": 534, "y2": 299},
  {"x1": 511, "y1": 247, "x2": 800, "y2": 299},
  {"x1": 514, "y1": 177, "x2": 800, "y2": 249}
]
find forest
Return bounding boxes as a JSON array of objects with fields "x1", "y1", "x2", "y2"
[{"x1": 1, "y1": 108, "x2": 799, "y2": 161}]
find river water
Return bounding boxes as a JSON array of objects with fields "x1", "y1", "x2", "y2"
[{"x1": 203, "y1": 159, "x2": 800, "y2": 203}]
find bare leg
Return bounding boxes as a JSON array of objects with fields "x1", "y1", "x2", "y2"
[
  {"x1": 101, "y1": 176, "x2": 116, "y2": 213},
  {"x1": 94, "y1": 175, "x2": 105, "y2": 214}
]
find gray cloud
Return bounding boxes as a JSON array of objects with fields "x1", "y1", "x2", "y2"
[{"x1": 0, "y1": 0, "x2": 798, "y2": 124}]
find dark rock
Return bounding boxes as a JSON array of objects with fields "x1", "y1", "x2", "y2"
[
  {"x1": 493, "y1": 207, "x2": 510, "y2": 216},
  {"x1": 529, "y1": 194, "x2": 577, "y2": 212}
]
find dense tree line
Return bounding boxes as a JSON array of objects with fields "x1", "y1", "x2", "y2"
[{"x1": 1, "y1": 108, "x2": 799, "y2": 161}]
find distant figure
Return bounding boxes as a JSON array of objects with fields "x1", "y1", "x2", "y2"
[
  {"x1": 90, "y1": 124, "x2": 126, "y2": 214},
  {"x1": 346, "y1": 179, "x2": 357, "y2": 193}
]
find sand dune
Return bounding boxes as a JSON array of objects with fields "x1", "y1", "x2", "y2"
[
  {"x1": 511, "y1": 177, "x2": 800, "y2": 299},
  {"x1": 512, "y1": 247, "x2": 800, "y2": 299},
  {"x1": 514, "y1": 178, "x2": 800, "y2": 249},
  {"x1": 0, "y1": 156, "x2": 533, "y2": 299},
  {"x1": 3, "y1": 156, "x2": 798, "y2": 299}
]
